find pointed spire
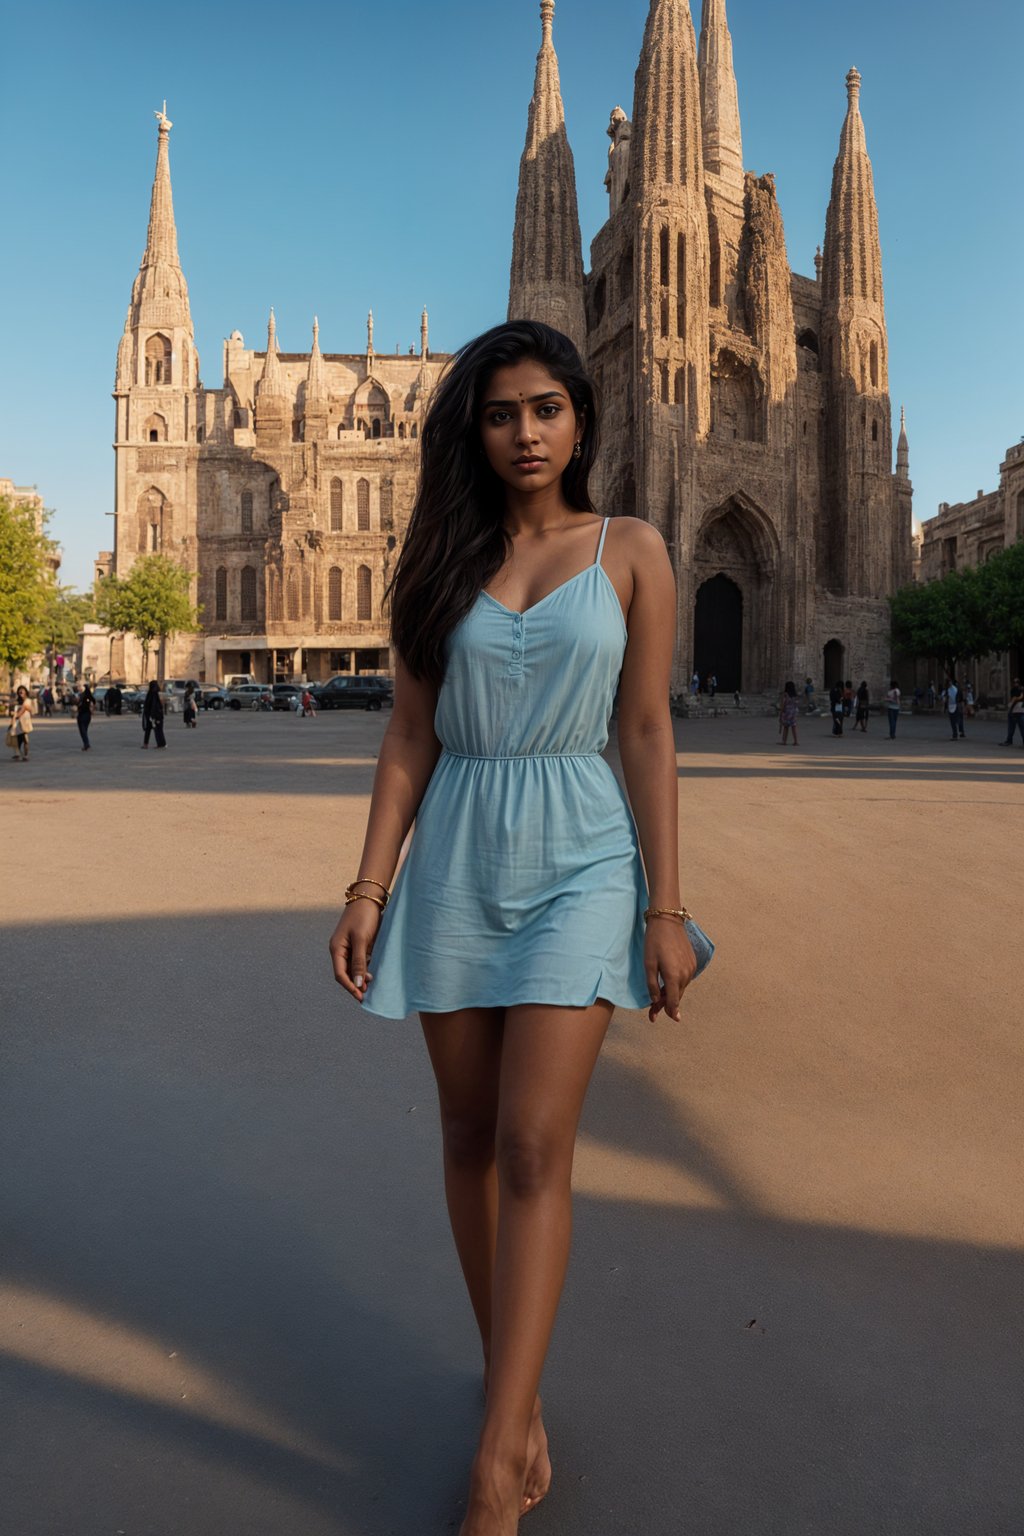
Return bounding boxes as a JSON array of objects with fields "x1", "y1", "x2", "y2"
[
  {"x1": 128, "y1": 106, "x2": 192, "y2": 335},
  {"x1": 367, "y1": 309, "x2": 374, "y2": 355},
  {"x1": 508, "y1": 0, "x2": 586, "y2": 351},
  {"x1": 632, "y1": 0, "x2": 705, "y2": 196},
  {"x1": 698, "y1": 0, "x2": 743, "y2": 194},
  {"x1": 822, "y1": 67, "x2": 885, "y2": 314},
  {"x1": 814, "y1": 244, "x2": 823, "y2": 283},
  {"x1": 306, "y1": 315, "x2": 327, "y2": 400},
  {"x1": 420, "y1": 306, "x2": 429, "y2": 357},
  {"x1": 896, "y1": 405, "x2": 910, "y2": 479},
  {"x1": 259, "y1": 308, "x2": 286, "y2": 397}
]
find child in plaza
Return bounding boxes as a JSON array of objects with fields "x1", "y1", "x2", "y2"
[
  {"x1": 329, "y1": 320, "x2": 699, "y2": 1536},
  {"x1": 779, "y1": 681, "x2": 800, "y2": 746}
]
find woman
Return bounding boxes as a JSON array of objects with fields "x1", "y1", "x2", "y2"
[
  {"x1": 779, "y1": 680, "x2": 800, "y2": 746},
  {"x1": 141, "y1": 681, "x2": 166, "y2": 748},
  {"x1": 886, "y1": 678, "x2": 901, "y2": 739},
  {"x1": 76, "y1": 685, "x2": 94, "y2": 751},
  {"x1": 855, "y1": 680, "x2": 870, "y2": 733},
  {"x1": 328, "y1": 321, "x2": 697, "y2": 1535},
  {"x1": 9, "y1": 686, "x2": 33, "y2": 761},
  {"x1": 183, "y1": 682, "x2": 198, "y2": 728}
]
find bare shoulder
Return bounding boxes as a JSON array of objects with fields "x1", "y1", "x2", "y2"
[{"x1": 604, "y1": 515, "x2": 672, "y2": 582}]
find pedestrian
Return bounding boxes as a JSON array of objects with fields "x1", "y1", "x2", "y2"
[
  {"x1": 708, "y1": 672, "x2": 717, "y2": 698},
  {"x1": 183, "y1": 682, "x2": 198, "y2": 728},
  {"x1": 301, "y1": 687, "x2": 316, "y2": 719},
  {"x1": 1001, "y1": 677, "x2": 1024, "y2": 746},
  {"x1": 829, "y1": 679, "x2": 844, "y2": 735},
  {"x1": 110, "y1": 684, "x2": 123, "y2": 716},
  {"x1": 779, "y1": 680, "x2": 800, "y2": 746},
  {"x1": 842, "y1": 679, "x2": 854, "y2": 719},
  {"x1": 927, "y1": 681, "x2": 936, "y2": 709},
  {"x1": 76, "y1": 686, "x2": 94, "y2": 751},
  {"x1": 328, "y1": 321, "x2": 704, "y2": 1529},
  {"x1": 964, "y1": 680, "x2": 975, "y2": 717},
  {"x1": 41, "y1": 686, "x2": 53, "y2": 718},
  {"x1": 885, "y1": 678, "x2": 901, "y2": 738},
  {"x1": 855, "y1": 680, "x2": 870, "y2": 733},
  {"x1": 803, "y1": 676, "x2": 816, "y2": 714},
  {"x1": 690, "y1": 669, "x2": 700, "y2": 698},
  {"x1": 141, "y1": 680, "x2": 166, "y2": 748},
  {"x1": 943, "y1": 673, "x2": 963, "y2": 740},
  {"x1": 8, "y1": 686, "x2": 33, "y2": 761}
]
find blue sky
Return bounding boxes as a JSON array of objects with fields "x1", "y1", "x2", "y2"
[{"x1": 2, "y1": 0, "x2": 1020, "y2": 588}]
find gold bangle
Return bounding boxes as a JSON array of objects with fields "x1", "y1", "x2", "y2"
[
  {"x1": 345, "y1": 890, "x2": 387, "y2": 912},
  {"x1": 643, "y1": 906, "x2": 693, "y2": 925},
  {"x1": 348, "y1": 877, "x2": 390, "y2": 896}
]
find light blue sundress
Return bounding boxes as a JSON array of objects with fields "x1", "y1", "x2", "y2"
[{"x1": 361, "y1": 516, "x2": 651, "y2": 1019}]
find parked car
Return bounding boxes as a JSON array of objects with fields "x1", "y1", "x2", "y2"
[
  {"x1": 271, "y1": 683, "x2": 302, "y2": 711},
  {"x1": 312, "y1": 675, "x2": 392, "y2": 711},
  {"x1": 227, "y1": 683, "x2": 273, "y2": 710},
  {"x1": 199, "y1": 686, "x2": 232, "y2": 711}
]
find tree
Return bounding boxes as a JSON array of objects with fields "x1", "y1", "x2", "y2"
[
  {"x1": 0, "y1": 492, "x2": 56, "y2": 685},
  {"x1": 889, "y1": 566, "x2": 989, "y2": 678},
  {"x1": 99, "y1": 555, "x2": 200, "y2": 678},
  {"x1": 41, "y1": 585, "x2": 96, "y2": 660},
  {"x1": 976, "y1": 541, "x2": 1024, "y2": 657}
]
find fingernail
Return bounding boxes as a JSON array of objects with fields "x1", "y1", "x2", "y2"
[{"x1": 354, "y1": 975, "x2": 363, "y2": 988}]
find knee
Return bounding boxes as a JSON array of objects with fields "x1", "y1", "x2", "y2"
[
  {"x1": 495, "y1": 1128, "x2": 565, "y2": 1200},
  {"x1": 441, "y1": 1111, "x2": 495, "y2": 1170}
]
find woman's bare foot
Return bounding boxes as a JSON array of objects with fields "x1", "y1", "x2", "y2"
[
  {"x1": 522, "y1": 1397, "x2": 551, "y2": 1515},
  {"x1": 459, "y1": 1452, "x2": 526, "y2": 1536}
]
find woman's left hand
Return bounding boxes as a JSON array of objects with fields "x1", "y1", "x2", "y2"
[{"x1": 644, "y1": 918, "x2": 697, "y2": 1023}]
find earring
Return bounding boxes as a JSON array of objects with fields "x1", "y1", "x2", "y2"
[{"x1": 572, "y1": 442, "x2": 582, "y2": 459}]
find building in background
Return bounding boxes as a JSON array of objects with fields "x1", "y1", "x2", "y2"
[
  {"x1": 508, "y1": 0, "x2": 913, "y2": 693},
  {"x1": 107, "y1": 107, "x2": 450, "y2": 684}
]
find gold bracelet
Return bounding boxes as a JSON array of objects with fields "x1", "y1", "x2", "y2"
[
  {"x1": 348, "y1": 877, "x2": 390, "y2": 897},
  {"x1": 643, "y1": 906, "x2": 693, "y2": 925},
  {"x1": 345, "y1": 890, "x2": 387, "y2": 911}
]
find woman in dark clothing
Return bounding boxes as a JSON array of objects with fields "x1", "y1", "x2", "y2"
[
  {"x1": 76, "y1": 687, "x2": 94, "y2": 750},
  {"x1": 855, "y1": 681, "x2": 870, "y2": 733},
  {"x1": 141, "y1": 681, "x2": 167, "y2": 748},
  {"x1": 183, "y1": 682, "x2": 198, "y2": 729}
]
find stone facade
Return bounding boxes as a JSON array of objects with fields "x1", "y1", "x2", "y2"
[
  {"x1": 508, "y1": 0, "x2": 914, "y2": 694},
  {"x1": 109, "y1": 108, "x2": 450, "y2": 684},
  {"x1": 912, "y1": 439, "x2": 1024, "y2": 701}
]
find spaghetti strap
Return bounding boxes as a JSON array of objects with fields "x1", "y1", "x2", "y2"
[{"x1": 594, "y1": 516, "x2": 611, "y2": 567}]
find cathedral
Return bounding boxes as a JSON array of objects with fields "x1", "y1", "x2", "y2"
[{"x1": 108, "y1": 0, "x2": 912, "y2": 692}]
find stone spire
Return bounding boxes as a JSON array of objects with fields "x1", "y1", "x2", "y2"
[
  {"x1": 259, "y1": 309, "x2": 286, "y2": 398},
  {"x1": 129, "y1": 105, "x2": 192, "y2": 336},
  {"x1": 306, "y1": 316, "x2": 327, "y2": 400},
  {"x1": 507, "y1": 0, "x2": 586, "y2": 352},
  {"x1": 896, "y1": 405, "x2": 910, "y2": 479},
  {"x1": 420, "y1": 306, "x2": 429, "y2": 357},
  {"x1": 697, "y1": 0, "x2": 743, "y2": 195},
  {"x1": 821, "y1": 65, "x2": 887, "y2": 386},
  {"x1": 631, "y1": 0, "x2": 705, "y2": 196}
]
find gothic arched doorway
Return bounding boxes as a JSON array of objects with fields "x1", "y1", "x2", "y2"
[
  {"x1": 693, "y1": 575, "x2": 743, "y2": 693},
  {"x1": 823, "y1": 639, "x2": 844, "y2": 689}
]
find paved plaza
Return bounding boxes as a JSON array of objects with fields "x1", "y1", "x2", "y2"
[{"x1": 1, "y1": 708, "x2": 1021, "y2": 1535}]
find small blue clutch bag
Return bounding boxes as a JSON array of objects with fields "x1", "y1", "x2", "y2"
[{"x1": 685, "y1": 918, "x2": 716, "y2": 979}]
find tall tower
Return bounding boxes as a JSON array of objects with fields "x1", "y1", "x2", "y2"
[
  {"x1": 821, "y1": 68, "x2": 898, "y2": 595},
  {"x1": 112, "y1": 106, "x2": 199, "y2": 587},
  {"x1": 508, "y1": 0, "x2": 586, "y2": 351},
  {"x1": 697, "y1": 0, "x2": 745, "y2": 322}
]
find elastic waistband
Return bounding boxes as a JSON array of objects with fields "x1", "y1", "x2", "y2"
[{"x1": 441, "y1": 748, "x2": 602, "y2": 763}]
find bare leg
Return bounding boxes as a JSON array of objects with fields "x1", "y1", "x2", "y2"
[{"x1": 462, "y1": 1000, "x2": 612, "y2": 1534}]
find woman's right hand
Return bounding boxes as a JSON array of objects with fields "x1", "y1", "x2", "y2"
[{"x1": 329, "y1": 900, "x2": 383, "y2": 1003}]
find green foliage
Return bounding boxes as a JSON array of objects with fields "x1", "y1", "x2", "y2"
[
  {"x1": 41, "y1": 586, "x2": 96, "y2": 653},
  {"x1": 0, "y1": 493, "x2": 56, "y2": 677},
  {"x1": 96, "y1": 556, "x2": 200, "y2": 674},
  {"x1": 976, "y1": 541, "x2": 1024, "y2": 654}
]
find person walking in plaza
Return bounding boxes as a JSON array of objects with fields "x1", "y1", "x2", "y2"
[
  {"x1": 1001, "y1": 677, "x2": 1024, "y2": 745},
  {"x1": 803, "y1": 676, "x2": 816, "y2": 715},
  {"x1": 779, "y1": 680, "x2": 800, "y2": 746},
  {"x1": 76, "y1": 685, "x2": 94, "y2": 751},
  {"x1": 301, "y1": 687, "x2": 316, "y2": 719},
  {"x1": 329, "y1": 321, "x2": 699, "y2": 1536},
  {"x1": 41, "y1": 686, "x2": 53, "y2": 718},
  {"x1": 885, "y1": 679, "x2": 901, "y2": 739},
  {"x1": 855, "y1": 680, "x2": 870, "y2": 732},
  {"x1": 141, "y1": 680, "x2": 166, "y2": 748},
  {"x1": 183, "y1": 682, "x2": 198, "y2": 729},
  {"x1": 829, "y1": 679, "x2": 844, "y2": 735},
  {"x1": 8, "y1": 686, "x2": 33, "y2": 761},
  {"x1": 943, "y1": 673, "x2": 964, "y2": 740}
]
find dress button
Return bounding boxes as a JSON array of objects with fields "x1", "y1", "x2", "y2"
[{"x1": 512, "y1": 649, "x2": 521, "y2": 659}]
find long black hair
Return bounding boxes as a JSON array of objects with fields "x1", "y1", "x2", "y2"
[{"x1": 386, "y1": 320, "x2": 601, "y2": 684}]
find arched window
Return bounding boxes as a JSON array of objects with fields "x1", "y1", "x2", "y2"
[
  {"x1": 676, "y1": 236, "x2": 686, "y2": 337},
  {"x1": 659, "y1": 227, "x2": 670, "y2": 287},
  {"x1": 240, "y1": 565, "x2": 257, "y2": 621},
  {"x1": 286, "y1": 569, "x2": 299, "y2": 621},
  {"x1": 269, "y1": 573, "x2": 282, "y2": 621},
  {"x1": 357, "y1": 564, "x2": 372, "y2": 621},
  {"x1": 241, "y1": 490, "x2": 253, "y2": 534},
  {"x1": 145, "y1": 333, "x2": 172, "y2": 385},
  {"x1": 660, "y1": 364, "x2": 670, "y2": 405},
  {"x1": 137, "y1": 486, "x2": 166, "y2": 554},
  {"x1": 674, "y1": 368, "x2": 685, "y2": 406},
  {"x1": 871, "y1": 419, "x2": 878, "y2": 442},
  {"x1": 870, "y1": 341, "x2": 879, "y2": 389},
  {"x1": 709, "y1": 226, "x2": 721, "y2": 308},
  {"x1": 660, "y1": 294, "x2": 670, "y2": 338},
  {"x1": 411, "y1": 422, "x2": 418, "y2": 439},
  {"x1": 380, "y1": 481, "x2": 393, "y2": 530},
  {"x1": 372, "y1": 419, "x2": 381, "y2": 439},
  {"x1": 215, "y1": 567, "x2": 228, "y2": 622},
  {"x1": 797, "y1": 328, "x2": 820, "y2": 356},
  {"x1": 328, "y1": 566, "x2": 342, "y2": 621},
  {"x1": 398, "y1": 422, "x2": 407, "y2": 439},
  {"x1": 330, "y1": 478, "x2": 343, "y2": 531},
  {"x1": 196, "y1": 425, "x2": 205, "y2": 444},
  {"x1": 357, "y1": 478, "x2": 371, "y2": 530},
  {"x1": 144, "y1": 413, "x2": 167, "y2": 443}
]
